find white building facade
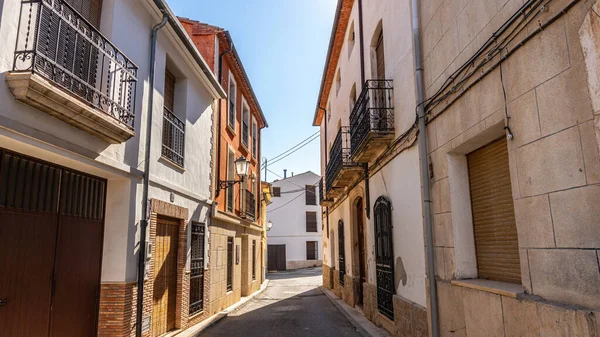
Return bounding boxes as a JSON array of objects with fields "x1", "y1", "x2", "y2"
[
  {"x1": 0, "y1": 0, "x2": 225, "y2": 336},
  {"x1": 267, "y1": 171, "x2": 323, "y2": 270}
]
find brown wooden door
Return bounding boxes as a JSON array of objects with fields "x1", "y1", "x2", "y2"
[
  {"x1": 375, "y1": 31, "x2": 385, "y2": 80},
  {"x1": 0, "y1": 151, "x2": 106, "y2": 337},
  {"x1": 267, "y1": 245, "x2": 286, "y2": 271},
  {"x1": 468, "y1": 137, "x2": 520, "y2": 284},
  {"x1": 152, "y1": 217, "x2": 180, "y2": 337}
]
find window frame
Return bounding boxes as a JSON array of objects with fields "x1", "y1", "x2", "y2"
[
  {"x1": 305, "y1": 184, "x2": 316, "y2": 206},
  {"x1": 227, "y1": 237, "x2": 233, "y2": 292},
  {"x1": 272, "y1": 186, "x2": 281, "y2": 197},
  {"x1": 306, "y1": 211, "x2": 317, "y2": 233},
  {"x1": 252, "y1": 117, "x2": 258, "y2": 159},
  {"x1": 227, "y1": 71, "x2": 237, "y2": 133},
  {"x1": 241, "y1": 97, "x2": 250, "y2": 149},
  {"x1": 306, "y1": 241, "x2": 318, "y2": 261}
]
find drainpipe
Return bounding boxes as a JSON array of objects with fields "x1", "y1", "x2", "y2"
[
  {"x1": 412, "y1": 0, "x2": 439, "y2": 336},
  {"x1": 357, "y1": 0, "x2": 370, "y2": 219},
  {"x1": 320, "y1": 106, "x2": 329, "y2": 239},
  {"x1": 214, "y1": 46, "x2": 232, "y2": 198},
  {"x1": 136, "y1": 13, "x2": 168, "y2": 337}
]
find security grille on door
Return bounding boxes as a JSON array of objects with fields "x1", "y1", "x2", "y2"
[
  {"x1": 374, "y1": 196, "x2": 394, "y2": 320},
  {"x1": 189, "y1": 222, "x2": 205, "y2": 315},
  {"x1": 338, "y1": 220, "x2": 346, "y2": 286}
]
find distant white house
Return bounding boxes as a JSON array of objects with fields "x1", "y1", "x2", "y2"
[{"x1": 267, "y1": 171, "x2": 322, "y2": 270}]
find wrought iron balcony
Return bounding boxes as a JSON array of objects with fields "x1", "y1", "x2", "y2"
[
  {"x1": 350, "y1": 80, "x2": 394, "y2": 163},
  {"x1": 162, "y1": 107, "x2": 185, "y2": 167},
  {"x1": 325, "y1": 127, "x2": 362, "y2": 197},
  {"x1": 243, "y1": 190, "x2": 256, "y2": 221},
  {"x1": 319, "y1": 177, "x2": 334, "y2": 207},
  {"x1": 7, "y1": 0, "x2": 138, "y2": 143}
]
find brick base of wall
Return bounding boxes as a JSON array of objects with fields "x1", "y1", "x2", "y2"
[
  {"x1": 97, "y1": 282, "x2": 137, "y2": 337},
  {"x1": 322, "y1": 265, "x2": 334, "y2": 290}
]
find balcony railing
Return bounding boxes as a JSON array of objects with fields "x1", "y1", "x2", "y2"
[
  {"x1": 350, "y1": 80, "x2": 394, "y2": 162},
  {"x1": 12, "y1": 0, "x2": 138, "y2": 129},
  {"x1": 244, "y1": 190, "x2": 256, "y2": 221},
  {"x1": 325, "y1": 127, "x2": 362, "y2": 195},
  {"x1": 162, "y1": 107, "x2": 185, "y2": 167}
]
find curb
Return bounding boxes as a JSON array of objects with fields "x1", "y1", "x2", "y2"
[
  {"x1": 177, "y1": 279, "x2": 270, "y2": 337},
  {"x1": 320, "y1": 286, "x2": 392, "y2": 337}
]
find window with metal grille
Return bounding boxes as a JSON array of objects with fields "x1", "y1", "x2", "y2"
[
  {"x1": 272, "y1": 186, "x2": 281, "y2": 197},
  {"x1": 306, "y1": 211, "x2": 317, "y2": 232},
  {"x1": 162, "y1": 70, "x2": 185, "y2": 167},
  {"x1": 227, "y1": 149, "x2": 235, "y2": 212},
  {"x1": 189, "y1": 222, "x2": 205, "y2": 315},
  {"x1": 252, "y1": 240, "x2": 256, "y2": 281},
  {"x1": 227, "y1": 237, "x2": 233, "y2": 292},
  {"x1": 467, "y1": 137, "x2": 520, "y2": 284},
  {"x1": 306, "y1": 241, "x2": 318, "y2": 260},
  {"x1": 228, "y1": 75, "x2": 236, "y2": 131},
  {"x1": 305, "y1": 185, "x2": 317, "y2": 205},
  {"x1": 374, "y1": 196, "x2": 394, "y2": 320}
]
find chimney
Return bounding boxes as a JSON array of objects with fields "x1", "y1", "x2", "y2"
[
  {"x1": 292, "y1": 172, "x2": 294, "y2": 177},
  {"x1": 283, "y1": 169, "x2": 287, "y2": 179}
]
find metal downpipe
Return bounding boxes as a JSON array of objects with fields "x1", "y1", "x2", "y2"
[
  {"x1": 412, "y1": 0, "x2": 440, "y2": 336},
  {"x1": 136, "y1": 13, "x2": 168, "y2": 337}
]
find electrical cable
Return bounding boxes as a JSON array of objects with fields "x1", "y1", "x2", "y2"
[
  {"x1": 267, "y1": 191, "x2": 307, "y2": 213},
  {"x1": 266, "y1": 168, "x2": 318, "y2": 196},
  {"x1": 263, "y1": 134, "x2": 320, "y2": 168},
  {"x1": 261, "y1": 131, "x2": 320, "y2": 168}
]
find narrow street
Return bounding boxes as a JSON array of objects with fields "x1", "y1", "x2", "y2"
[{"x1": 198, "y1": 268, "x2": 362, "y2": 337}]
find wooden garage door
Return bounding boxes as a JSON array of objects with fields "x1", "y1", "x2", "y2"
[
  {"x1": 267, "y1": 245, "x2": 286, "y2": 271},
  {"x1": 0, "y1": 150, "x2": 106, "y2": 337},
  {"x1": 467, "y1": 137, "x2": 521, "y2": 284},
  {"x1": 152, "y1": 217, "x2": 179, "y2": 337}
]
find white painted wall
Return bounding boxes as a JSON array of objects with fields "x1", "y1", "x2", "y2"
[
  {"x1": 0, "y1": 0, "x2": 219, "y2": 283},
  {"x1": 319, "y1": 0, "x2": 426, "y2": 307},
  {"x1": 267, "y1": 172, "x2": 323, "y2": 265}
]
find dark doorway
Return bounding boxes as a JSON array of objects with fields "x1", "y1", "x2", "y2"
[
  {"x1": 374, "y1": 196, "x2": 394, "y2": 320},
  {"x1": 0, "y1": 150, "x2": 106, "y2": 337},
  {"x1": 355, "y1": 198, "x2": 367, "y2": 305},
  {"x1": 338, "y1": 220, "x2": 346, "y2": 286},
  {"x1": 267, "y1": 244, "x2": 286, "y2": 271}
]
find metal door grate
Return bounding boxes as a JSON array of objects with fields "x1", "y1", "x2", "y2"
[
  {"x1": 338, "y1": 220, "x2": 345, "y2": 286},
  {"x1": 374, "y1": 196, "x2": 394, "y2": 320}
]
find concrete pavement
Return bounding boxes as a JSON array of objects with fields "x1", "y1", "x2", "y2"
[{"x1": 196, "y1": 268, "x2": 363, "y2": 337}]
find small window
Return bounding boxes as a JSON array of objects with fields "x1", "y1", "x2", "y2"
[
  {"x1": 252, "y1": 118, "x2": 258, "y2": 159},
  {"x1": 305, "y1": 185, "x2": 316, "y2": 205},
  {"x1": 227, "y1": 237, "x2": 233, "y2": 291},
  {"x1": 347, "y1": 21, "x2": 355, "y2": 59},
  {"x1": 189, "y1": 222, "x2": 205, "y2": 315},
  {"x1": 335, "y1": 69, "x2": 341, "y2": 96},
  {"x1": 252, "y1": 240, "x2": 256, "y2": 281},
  {"x1": 242, "y1": 100, "x2": 250, "y2": 148},
  {"x1": 306, "y1": 241, "x2": 318, "y2": 260},
  {"x1": 273, "y1": 186, "x2": 281, "y2": 197},
  {"x1": 306, "y1": 211, "x2": 317, "y2": 232},
  {"x1": 227, "y1": 149, "x2": 235, "y2": 212},
  {"x1": 228, "y1": 74, "x2": 237, "y2": 131}
]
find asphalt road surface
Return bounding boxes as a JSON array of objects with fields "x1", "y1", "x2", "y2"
[{"x1": 197, "y1": 267, "x2": 363, "y2": 337}]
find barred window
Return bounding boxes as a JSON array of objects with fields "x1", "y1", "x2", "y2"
[
  {"x1": 189, "y1": 222, "x2": 205, "y2": 315},
  {"x1": 227, "y1": 237, "x2": 233, "y2": 291},
  {"x1": 252, "y1": 240, "x2": 256, "y2": 280},
  {"x1": 305, "y1": 185, "x2": 316, "y2": 205}
]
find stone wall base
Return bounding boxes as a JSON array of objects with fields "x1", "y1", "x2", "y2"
[
  {"x1": 436, "y1": 280, "x2": 600, "y2": 337},
  {"x1": 342, "y1": 274, "x2": 360, "y2": 307},
  {"x1": 333, "y1": 271, "x2": 342, "y2": 298},
  {"x1": 323, "y1": 264, "x2": 334, "y2": 290},
  {"x1": 287, "y1": 259, "x2": 322, "y2": 270}
]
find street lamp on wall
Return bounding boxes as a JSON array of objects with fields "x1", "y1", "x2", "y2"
[
  {"x1": 266, "y1": 220, "x2": 273, "y2": 231},
  {"x1": 217, "y1": 155, "x2": 250, "y2": 193}
]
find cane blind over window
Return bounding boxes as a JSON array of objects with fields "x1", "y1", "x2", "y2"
[
  {"x1": 467, "y1": 137, "x2": 521, "y2": 284},
  {"x1": 306, "y1": 211, "x2": 317, "y2": 232}
]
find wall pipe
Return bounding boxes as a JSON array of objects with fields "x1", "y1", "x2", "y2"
[
  {"x1": 357, "y1": 0, "x2": 370, "y2": 220},
  {"x1": 319, "y1": 106, "x2": 330, "y2": 239},
  {"x1": 136, "y1": 13, "x2": 168, "y2": 337},
  {"x1": 412, "y1": 0, "x2": 439, "y2": 336},
  {"x1": 214, "y1": 46, "x2": 232, "y2": 198}
]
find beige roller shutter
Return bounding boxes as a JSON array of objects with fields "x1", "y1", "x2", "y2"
[{"x1": 467, "y1": 137, "x2": 521, "y2": 284}]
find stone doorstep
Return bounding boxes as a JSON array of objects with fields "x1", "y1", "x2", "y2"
[
  {"x1": 321, "y1": 286, "x2": 393, "y2": 337},
  {"x1": 174, "y1": 279, "x2": 270, "y2": 337}
]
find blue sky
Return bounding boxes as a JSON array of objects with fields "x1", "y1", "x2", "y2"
[{"x1": 168, "y1": 0, "x2": 337, "y2": 182}]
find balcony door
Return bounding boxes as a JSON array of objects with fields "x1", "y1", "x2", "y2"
[{"x1": 65, "y1": 0, "x2": 103, "y2": 28}]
